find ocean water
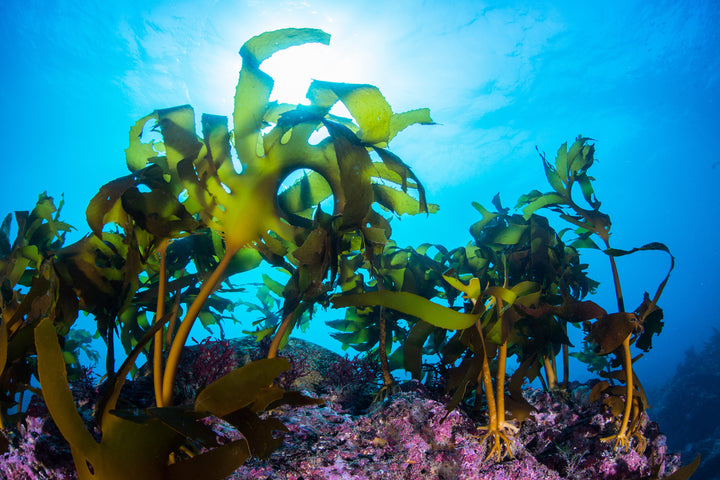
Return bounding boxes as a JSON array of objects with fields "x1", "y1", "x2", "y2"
[{"x1": 0, "y1": 0, "x2": 717, "y2": 411}]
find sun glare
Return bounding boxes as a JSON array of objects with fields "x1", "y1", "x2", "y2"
[
  {"x1": 198, "y1": 38, "x2": 367, "y2": 118},
  {"x1": 256, "y1": 41, "x2": 368, "y2": 105}
]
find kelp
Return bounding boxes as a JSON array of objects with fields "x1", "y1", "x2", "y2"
[
  {"x1": 517, "y1": 137, "x2": 675, "y2": 451},
  {"x1": 88, "y1": 27, "x2": 434, "y2": 408},
  {"x1": 330, "y1": 137, "x2": 677, "y2": 463},
  {"x1": 330, "y1": 198, "x2": 601, "y2": 459},
  {"x1": 0, "y1": 194, "x2": 77, "y2": 427},
  {"x1": 0, "y1": 27, "x2": 434, "y2": 477},
  {"x1": 35, "y1": 316, "x2": 309, "y2": 480},
  {"x1": 0, "y1": 27, "x2": 696, "y2": 479}
]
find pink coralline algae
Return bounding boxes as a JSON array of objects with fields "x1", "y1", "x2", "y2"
[
  {"x1": 0, "y1": 414, "x2": 76, "y2": 479},
  {"x1": 231, "y1": 381, "x2": 682, "y2": 480},
  {"x1": 0, "y1": 340, "x2": 685, "y2": 479},
  {"x1": 233, "y1": 388, "x2": 565, "y2": 480}
]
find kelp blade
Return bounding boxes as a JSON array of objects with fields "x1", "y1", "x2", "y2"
[{"x1": 332, "y1": 291, "x2": 479, "y2": 330}]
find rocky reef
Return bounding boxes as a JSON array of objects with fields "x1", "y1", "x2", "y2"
[
  {"x1": 0, "y1": 338, "x2": 685, "y2": 480},
  {"x1": 232, "y1": 383, "x2": 680, "y2": 480}
]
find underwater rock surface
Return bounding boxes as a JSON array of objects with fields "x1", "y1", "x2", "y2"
[
  {"x1": 233, "y1": 384, "x2": 681, "y2": 480},
  {"x1": 0, "y1": 339, "x2": 684, "y2": 480}
]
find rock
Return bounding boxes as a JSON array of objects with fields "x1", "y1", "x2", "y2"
[
  {"x1": 132, "y1": 336, "x2": 343, "y2": 405},
  {"x1": 229, "y1": 383, "x2": 684, "y2": 480},
  {"x1": 0, "y1": 337, "x2": 689, "y2": 480}
]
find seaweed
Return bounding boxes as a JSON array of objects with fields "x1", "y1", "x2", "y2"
[
  {"x1": 330, "y1": 137, "x2": 678, "y2": 464},
  {"x1": 330, "y1": 200, "x2": 600, "y2": 460},
  {"x1": 0, "y1": 27, "x2": 434, "y2": 477},
  {"x1": 0, "y1": 27, "x2": 698, "y2": 479},
  {"x1": 518, "y1": 137, "x2": 675, "y2": 452}
]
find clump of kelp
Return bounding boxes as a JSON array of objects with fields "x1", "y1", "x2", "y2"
[
  {"x1": 331, "y1": 137, "x2": 677, "y2": 459},
  {"x1": 0, "y1": 28, "x2": 699, "y2": 479}
]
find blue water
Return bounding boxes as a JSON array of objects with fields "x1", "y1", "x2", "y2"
[{"x1": 1, "y1": 0, "x2": 718, "y2": 399}]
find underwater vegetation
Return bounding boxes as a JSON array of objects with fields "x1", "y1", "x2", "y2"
[{"x1": 0, "y1": 27, "x2": 701, "y2": 478}]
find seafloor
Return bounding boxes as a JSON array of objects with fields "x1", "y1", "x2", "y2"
[{"x1": 0, "y1": 337, "x2": 685, "y2": 479}]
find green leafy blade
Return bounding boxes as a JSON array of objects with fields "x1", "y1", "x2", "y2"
[
  {"x1": 521, "y1": 193, "x2": 566, "y2": 220},
  {"x1": 35, "y1": 317, "x2": 99, "y2": 455},
  {"x1": 195, "y1": 358, "x2": 290, "y2": 418},
  {"x1": 331, "y1": 291, "x2": 479, "y2": 330}
]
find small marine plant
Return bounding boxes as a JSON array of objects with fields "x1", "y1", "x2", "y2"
[
  {"x1": 0, "y1": 193, "x2": 74, "y2": 429},
  {"x1": 517, "y1": 137, "x2": 674, "y2": 452},
  {"x1": 174, "y1": 336, "x2": 236, "y2": 404}
]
